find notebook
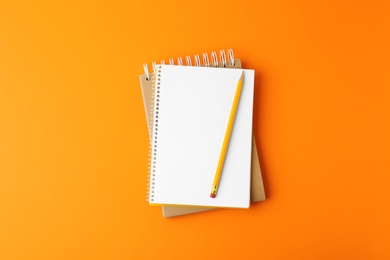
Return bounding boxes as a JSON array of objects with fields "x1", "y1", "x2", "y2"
[
  {"x1": 147, "y1": 65, "x2": 254, "y2": 208},
  {"x1": 140, "y1": 50, "x2": 265, "y2": 216}
]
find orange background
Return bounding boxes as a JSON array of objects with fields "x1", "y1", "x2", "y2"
[{"x1": 1, "y1": 0, "x2": 390, "y2": 259}]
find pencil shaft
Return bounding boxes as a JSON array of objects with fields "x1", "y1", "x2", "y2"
[{"x1": 210, "y1": 71, "x2": 244, "y2": 198}]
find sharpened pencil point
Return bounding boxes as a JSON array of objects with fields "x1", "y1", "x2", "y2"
[{"x1": 239, "y1": 71, "x2": 244, "y2": 83}]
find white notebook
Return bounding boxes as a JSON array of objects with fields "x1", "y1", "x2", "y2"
[{"x1": 148, "y1": 65, "x2": 254, "y2": 208}]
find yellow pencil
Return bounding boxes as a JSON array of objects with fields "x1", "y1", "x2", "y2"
[{"x1": 210, "y1": 71, "x2": 245, "y2": 198}]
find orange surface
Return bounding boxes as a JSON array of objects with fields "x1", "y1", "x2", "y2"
[{"x1": 1, "y1": 0, "x2": 390, "y2": 259}]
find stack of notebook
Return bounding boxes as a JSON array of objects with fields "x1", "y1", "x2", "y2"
[{"x1": 139, "y1": 50, "x2": 265, "y2": 217}]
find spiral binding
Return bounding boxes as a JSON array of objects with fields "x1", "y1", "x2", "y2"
[
  {"x1": 144, "y1": 49, "x2": 237, "y2": 202},
  {"x1": 147, "y1": 65, "x2": 162, "y2": 203},
  {"x1": 146, "y1": 68, "x2": 157, "y2": 202},
  {"x1": 142, "y1": 49, "x2": 237, "y2": 80}
]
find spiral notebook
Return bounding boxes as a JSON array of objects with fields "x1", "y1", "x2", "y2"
[
  {"x1": 147, "y1": 64, "x2": 254, "y2": 208},
  {"x1": 140, "y1": 50, "x2": 265, "y2": 215}
]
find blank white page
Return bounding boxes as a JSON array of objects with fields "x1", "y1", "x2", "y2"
[{"x1": 149, "y1": 65, "x2": 254, "y2": 208}]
